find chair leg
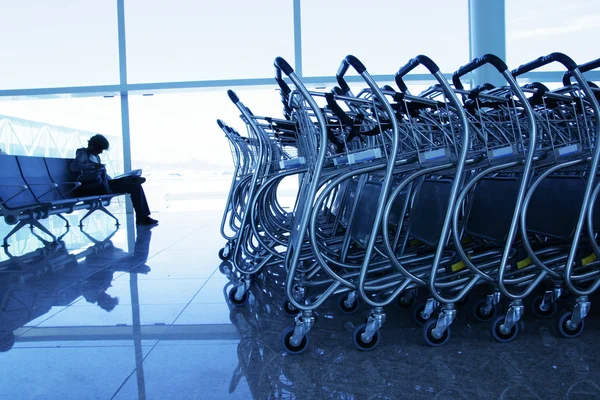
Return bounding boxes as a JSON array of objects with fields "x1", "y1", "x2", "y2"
[
  {"x1": 79, "y1": 222, "x2": 119, "y2": 245},
  {"x1": 56, "y1": 225, "x2": 71, "y2": 243},
  {"x1": 28, "y1": 219, "x2": 57, "y2": 245},
  {"x1": 3, "y1": 220, "x2": 28, "y2": 248},
  {"x1": 3, "y1": 218, "x2": 56, "y2": 248},
  {"x1": 56, "y1": 213, "x2": 70, "y2": 228},
  {"x1": 98, "y1": 203, "x2": 121, "y2": 227},
  {"x1": 78, "y1": 207, "x2": 96, "y2": 228},
  {"x1": 54, "y1": 214, "x2": 71, "y2": 242},
  {"x1": 79, "y1": 203, "x2": 120, "y2": 228}
]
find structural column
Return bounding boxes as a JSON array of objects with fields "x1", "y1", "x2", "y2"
[
  {"x1": 468, "y1": 0, "x2": 506, "y2": 87},
  {"x1": 117, "y1": 0, "x2": 134, "y2": 214},
  {"x1": 293, "y1": 0, "x2": 303, "y2": 77}
]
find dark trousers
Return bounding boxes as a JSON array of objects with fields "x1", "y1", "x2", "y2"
[{"x1": 108, "y1": 177, "x2": 151, "y2": 218}]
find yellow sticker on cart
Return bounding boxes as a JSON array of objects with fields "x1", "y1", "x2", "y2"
[
  {"x1": 582, "y1": 253, "x2": 597, "y2": 266},
  {"x1": 409, "y1": 239, "x2": 421, "y2": 247},
  {"x1": 451, "y1": 261, "x2": 466, "y2": 272},
  {"x1": 517, "y1": 257, "x2": 531, "y2": 269}
]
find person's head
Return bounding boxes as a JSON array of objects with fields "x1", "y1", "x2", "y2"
[
  {"x1": 87, "y1": 134, "x2": 110, "y2": 155},
  {"x1": 97, "y1": 292, "x2": 119, "y2": 312}
]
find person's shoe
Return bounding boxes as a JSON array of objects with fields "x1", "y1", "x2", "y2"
[
  {"x1": 128, "y1": 176, "x2": 146, "y2": 185},
  {"x1": 136, "y1": 216, "x2": 158, "y2": 226}
]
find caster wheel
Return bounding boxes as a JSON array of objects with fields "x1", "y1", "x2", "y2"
[
  {"x1": 412, "y1": 303, "x2": 430, "y2": 326},
  {"x1": 281, "y1": 325, "x2": 309, "y2": 354},
  {"x1": 531, "y1": 296, "x2": 557, "y2": 319},
  {"x1": 423, "y1": 319, "x2": 451, "y2": 347},
  {"x1": 218, "y1": 261, "x2": 233, "y2": 276},
  {"x1": 472, "y1": 299, "x2": 496, "y2": 322},
  {"x1": 557, "y1": 312, "x2": 584, "y2": 338},
  {"x1": 228, "y1": 286, "x2": 248, "y2": 307},
  {"x1": 491, "y1": 315, "x2": 519, "y2": 343},
  {"x1": 352, "y1": 323, "x2": 380, "y2": 351},
  {"x1": 398, "y1": 295, "x2": 415, "y2": 310},
  {"x1": 218, "y1": 247, "x2": 231, "y2": 261},
  {"x1": 339, "y1": 294, "x2": 360, "y2": 314},
  {"x1": 282, "y1": 299, "x2": 300, "y2": 316}
]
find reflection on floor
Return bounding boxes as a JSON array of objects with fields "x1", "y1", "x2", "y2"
[{"x1": 2, "y1": 210, "x2": 600, "y2": 399}]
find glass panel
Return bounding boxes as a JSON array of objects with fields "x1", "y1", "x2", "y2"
[
  {"x1": 125, "y1": 0, "x2": 295, "y2": 83},
  {"x1": 0, "y1": 97, "x2": 123, "y2": 175},
  {"x1": 0, "y1": 1, "x2": 119, "y2": 89},
  {"x1": 301, "y1": 0, "x2": 469, "y2": 77},
  {"x1": 0, "y1": 97, "x2": 124, "y2": 250},
  {"x1": 506, "y1": 0, "x2": 599, "y2": 71},
  {"x1": 128, "y1": 88, "x2": 292, "y2": 212}
]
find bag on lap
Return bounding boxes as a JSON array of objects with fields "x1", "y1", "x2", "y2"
[{"x1": 77, "y1": 169, "x2": 111, "y2": 194}]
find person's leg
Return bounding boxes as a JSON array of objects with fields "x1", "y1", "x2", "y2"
[{"x1": 108, "y1": 178, "x2": 155, "y2": 224}]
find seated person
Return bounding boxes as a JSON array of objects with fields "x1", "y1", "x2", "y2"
[{"x1": 70, "y1": 134, "x2": 158, "y2": 226}]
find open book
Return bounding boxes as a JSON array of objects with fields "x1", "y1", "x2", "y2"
[{"x1": 112, "y1": 169, "x2": 142, "y2": 180}]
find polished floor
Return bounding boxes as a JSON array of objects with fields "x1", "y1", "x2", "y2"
[{"x1": 2, "y1": 207, "x2": 600, "y2": 400}]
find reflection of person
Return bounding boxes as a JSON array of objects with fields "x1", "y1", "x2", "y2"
[
  {"x1": 0, "y1": 331, "x2": 15, "y2": 352},
  {"x1": 81, "y1": 270, "x2": 119, "y2": 312},
  {"x1": 70, "y1": 134, "x2": 158, "y2": 226},
  {"x1": 80, "y1": 226, "x2": 154, "y2": 311},
  {"x1": 0, "y1": 226, "x2": 155, "y2": 353}
]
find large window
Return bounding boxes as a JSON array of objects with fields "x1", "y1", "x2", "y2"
[
  {"x1": 125, "y1": 0, "x2": 295, "y2": 83},
  {"x1": 0, "y1": 1, "x2": 119, "y2": 89},
  {"x1": 128, "y1": 88, "x2": 287, "y2": 212},
  {"x1": 301, "y1": 0, "x2": 470, "y2": 77},
  {"x1": 506, "y1": 0, "x2": 600, "y2": 71},
  {"x1": 0, "y1": 97, "x2": 123, "y2": 175},
  {"x1": 128, "y1": 89, "x2": 287, "y2": 167}
]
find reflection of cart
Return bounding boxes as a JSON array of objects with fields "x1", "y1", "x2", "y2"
[
  {"x1": 224, "y1": 277, "x2": 401, "y2": 400},
  {"x1": 217, "y1": 51, "x2": 600, "y2": 353}
]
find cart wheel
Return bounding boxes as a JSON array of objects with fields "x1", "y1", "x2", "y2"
[
  {"x1": 282, "y1": 299, "x2": 300, "y2": 316},
  {"x1": 490, "y1": 315, "x2": 519, "y2": 343},
  {"x1": 472, "y1": 299, "x2": 496, "y2": 322},
  {"x1": 228, "y1": 286, "x2": 248, "y2": 307},
  {"x1": 218, "y1": 247, "x2": 231, "y2": 261},
  {"x1": 423, "y1": 319, "x2": 451, "y2": 347},
  {"x1": 352, "y1": 323, "x2": 380, "y2": 351},
  {"x1": 557, "y1": 312, "x2": 584, "y2": 338},
  {"x1": 281, "y1": 325, "x2": 309, "y2": 354},
  {"x1": 398, "y1": 295, "x2": 415, "y2": 310},
  {"x1": 531, "y1": 296, "x2": 557, "y2": 319},
  {"x1": 219, "y1": 261, "x2": 233, "y2": 276},
  {"x1": 412, "y1": 303, "x2": 430, "y2": 326},
  {"x1": 339, "y1": 294, "x2": 359, "y2": 314}
]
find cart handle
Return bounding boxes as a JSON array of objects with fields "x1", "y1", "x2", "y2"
[
  {"x1": 324, "y1": 92, "x2": 354, "y2": 126},
  {"x1": 452, "y1": 54, "x2": 508, "y2": 90},
  {"x1": 336, "y1": 55, "x2": 366, "y2": 94},
  {"x1": 216, "y1": 119, "x2": 234, "y2": 134},
  {"x1": 275, "y1": 64, "x2": 292, "y2": 96},
  {"x1": 563, "y1": 57, "x2": 600, "y2": 86},
  {"x1": 394, "y1": 55, "x2": 440, "y2": 93},
  {"x1": 511, "y1": 52, "x2": 578, "y2": 78},
  {"x1": 227, "y1": 89, "x2": 239, "y2": 104}
]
